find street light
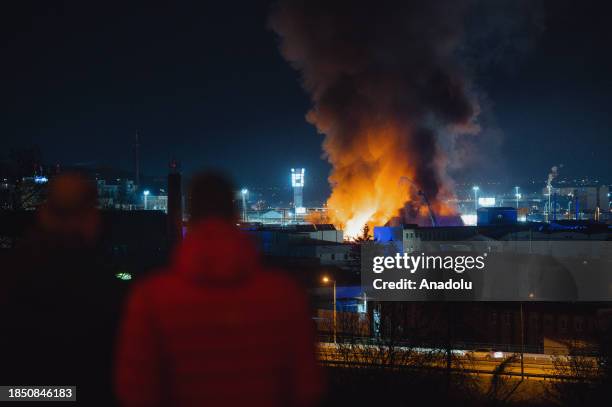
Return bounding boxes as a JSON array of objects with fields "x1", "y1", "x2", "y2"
[
  {"x1": 515, "y1": 186, "x2": 521, "y2": 209},
  {"x1": 240, "y1": 188, "x2": 248, "y2": 222},
  {"x1": 143, "y1": 190, "x2": 150, "y2": 210},
  {"x1": 472, "y1": 186, "x2": 479, "y2": 213},
  {"x1": 322, "y1": 275, "x2": 337, "y2": 343}
]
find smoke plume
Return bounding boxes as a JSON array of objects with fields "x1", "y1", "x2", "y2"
[
  {"x1": 547, "y1": 164, "x2": 563, "y2": 189},
  {"x1": 270, "y1": 0, "x2": 480, "y2": 238}
]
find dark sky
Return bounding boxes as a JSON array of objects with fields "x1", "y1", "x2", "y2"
[{"x1": 1, "y1": 0, "x2": 611, "y2": 194}]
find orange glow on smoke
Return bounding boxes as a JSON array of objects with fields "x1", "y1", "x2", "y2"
[
  {"x1": 269, "y1": 0, "x2": 478, "y2": 241},
  {"x1": 318, "y1": 124, "x2": 456, "y2": 240}
]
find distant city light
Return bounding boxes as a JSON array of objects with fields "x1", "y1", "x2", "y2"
[
  {"x1": 295, "y1": 206, "x2": 306, "y2": 214},
  {"x1": 34, "y1": 176, "x2": 48, "y2": 184},
  {"x1": 115, "y1": 272, "x2": 132, "y2": 281},
  {"x1": 460, "y1": 214, "x2": 477, "y2": 226},
  {"x1": 143, "y1": 190, "x2": 150, "y2": 196},
  {"x1": 241, "y1": 188, "x2": 248, "y2": 195},
  {"x1": 478, "y1": 197, "x2": 496, "y2": 207}
]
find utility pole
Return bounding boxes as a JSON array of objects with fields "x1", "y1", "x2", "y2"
[
  {"x1": 333, "y1": 279, "x2": 337, "y2": 344},
  {"x1": 520, "y1": 302, "x2": 525, "y2": 379},
  {"x1": 322, "y1": 276, "x2": 337, "y2": 343}
]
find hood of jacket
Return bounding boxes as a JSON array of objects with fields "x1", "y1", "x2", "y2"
[{"x1": 173, "y1": 218, "x2": 260, "y2": 284}]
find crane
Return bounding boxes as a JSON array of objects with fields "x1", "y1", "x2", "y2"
[{"x1": 398, "y1": 176, "x2": 437, "y2": 227}]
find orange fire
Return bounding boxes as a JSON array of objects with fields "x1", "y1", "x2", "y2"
[
  {"x1": 316, "y1": 123, "x2": 456, "y2": 240},
  {"x1": 269, "y1": 1, "x2": 477, "y2": 239}
]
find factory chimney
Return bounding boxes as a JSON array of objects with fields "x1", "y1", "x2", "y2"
[
  {"x1": 167, "y1": 159, "x2": 183, "y2": 247},
  {"x1": 134, "y1": 132, "x2": 141, "y2": 187}
]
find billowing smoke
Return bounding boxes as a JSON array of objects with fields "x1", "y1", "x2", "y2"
[
  {"x1": 269, "y1": 0, "x2": 480, "y2": 238},
  {"x1": 547, "y1": 164, "x2": 562, "y2": 189}
]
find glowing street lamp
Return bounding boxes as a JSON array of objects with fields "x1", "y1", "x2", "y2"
[
  {"x1": 240, "y1": 188, "x2": 248, "y2": 221},
  {"x1": 143, "y1": 190, "x2": 150, "y2": 210},
  {"x1": 472, "y1": 186, "x2": 479, "y2": 212},
  {"x1": 322, "y1": 275, "x2": 337, "y2": 343}
]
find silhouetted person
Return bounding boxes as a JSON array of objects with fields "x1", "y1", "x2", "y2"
[
  {"x1": 115, "y1": 172, "x2": 322, "y2": 407},
  {"x1": 1, "y1": 173, "x2": 120, "y2": 406}
]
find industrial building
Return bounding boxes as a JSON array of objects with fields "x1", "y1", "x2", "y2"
[
  {"x1": 375, "y1": 207, "x2": 610, "y2": 255},
  {"x1": 241, "y1": 223, "x2": 351, "y2": 268},
  {"x1": 552, "y1": 185, "x2": 610, "y2": 220},
  {"x1": 239, "y1": 168, "x2": 331, "y2": 225}
]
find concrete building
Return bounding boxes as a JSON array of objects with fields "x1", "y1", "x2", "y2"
[
  {"x1": 243, "y1": 223, "x2": 351, "y2": 268},
  {"x1": 143, "y1": 194, "x2": 168, "y2": 212},
  {"x1": 96, "y1": 178, "x2": 138, "y2": 210},
  {"x1": 553, "y1": 185, "x2": 610, "y2": 219}
]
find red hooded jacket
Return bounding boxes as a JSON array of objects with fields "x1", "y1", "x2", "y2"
[{"x1": 115, "y1": 219, "x2": 322, "y2": 407}]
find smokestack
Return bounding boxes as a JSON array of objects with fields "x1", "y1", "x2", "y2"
[
  {"x1": 270, "y1": 0, "x2": 478, "y2": 238},
  {"x1": 167, "y1": 159, "x2": 183, "y2": 247},
  {"x1": 545, "y1": 165, "x2": 561, "y2": 223},
  {"x1": 134, "y1": 132, "x2": 141, "y2": 187}
]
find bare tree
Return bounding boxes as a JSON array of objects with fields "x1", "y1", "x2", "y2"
[{"x1": 545, "y1": 341, "x2": 600, "y2": 406}]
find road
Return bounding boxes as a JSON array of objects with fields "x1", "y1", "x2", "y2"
[{"x1": 317, "y1": 342, "x2": 596, "y2": 380}]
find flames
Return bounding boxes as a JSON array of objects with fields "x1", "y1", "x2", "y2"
[
  {"x1": 320, "y1": 124, "x2": 456, "y2": 240},
  {"x1": 323, "y1": 125, "x2": 412, "y2": 239},
  {"x1": 270, "y1": 0, "x2": 477, "y2": 240}
]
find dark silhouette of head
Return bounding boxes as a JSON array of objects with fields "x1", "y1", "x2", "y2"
[
  {"x1": 39, "y1": 172, "x2": 100, "y2": 243},
  {"x1": 189, "y1": 172, "x2": 237, "y2": 224}
]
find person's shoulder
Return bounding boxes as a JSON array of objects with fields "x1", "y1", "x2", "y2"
[
  {"x1": 127, "y1": 268, "x2": 176, "y2": 300},
  {"x1": 255, "y1": 267, "x2": 307, "y2": 300}
]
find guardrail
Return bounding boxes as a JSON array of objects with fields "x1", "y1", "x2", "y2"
[{"x1": 316, "y1": 340, "x2": 600, "y2": 381}]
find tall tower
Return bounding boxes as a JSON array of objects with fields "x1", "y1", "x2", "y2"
[
  {"x1": 167, "y1": 159, "x2": 183, "y2": 247},
  {"x1": 134, "y1": 132, "x2": 140, "y2": 187},
  {"x1": 291, "y1": 168, "x2": 305, "y2": 212}
]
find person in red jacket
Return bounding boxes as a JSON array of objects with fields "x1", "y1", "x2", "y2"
[{"x1": 115, "y1": 172, "x2": 322, "y2": 407}]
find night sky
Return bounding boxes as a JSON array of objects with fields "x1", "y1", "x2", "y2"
[{"x1": 2, "y1": 0, "x2": 611, "y2": 196}]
